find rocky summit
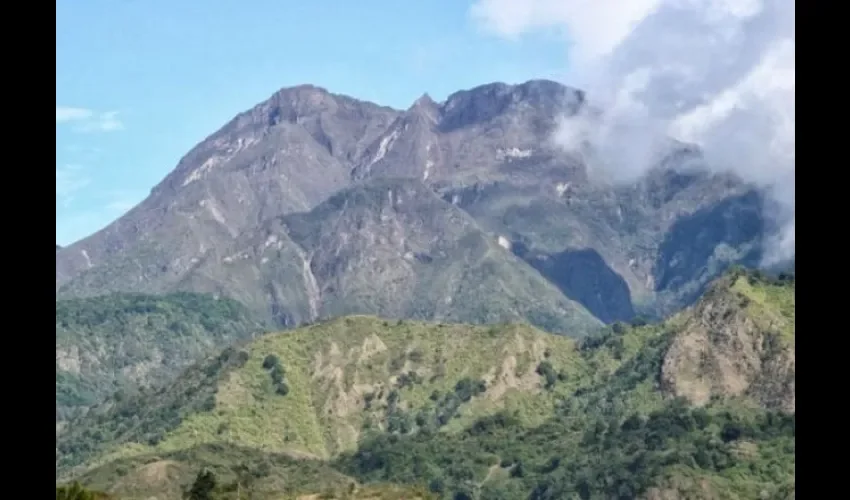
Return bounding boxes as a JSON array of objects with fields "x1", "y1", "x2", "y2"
[{"x1": 56, "y1": 80, "x2": 766, "y2": 333}]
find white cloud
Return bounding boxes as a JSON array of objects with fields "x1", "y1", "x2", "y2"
[
  {"x1": 56, "y1": 106, "x2": 124, "y2": 132},
  {"x1": 56, "y1": 107, "x2": 94, "y2": 123},
  {"x1": 471, "y1": 0, "x2": 662, "y2": 63},
  {"x1": 471, "y1": 0, "x2": 795, "y2": 265},
  {"x1": 76, "y1": 111, "x2": 125, "y2": 132}
]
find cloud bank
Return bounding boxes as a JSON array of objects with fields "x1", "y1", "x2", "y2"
[{"x1": 471, "y1": 0, "x2": 795, "y2": 265}]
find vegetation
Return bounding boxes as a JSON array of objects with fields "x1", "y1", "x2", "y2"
[
  {"x1": 57, "y1": 318, "x2": 581, "y2": 475},
  {"x1": 56, "y1": 292, "x2": 267, "y2": 423},
  {"x1": 56, "y1": 482, "x2": 112, "y2": 500},
  {"x1": 337, "y1": 391, "x2": 794, "y2": 499},
  {"x1": 262, "y1": 354, "x2": 290, "y2": 396},
  {"x1": 180, "y1": 467, "x2": 437, "y2": 500},
  {"x1": 184, "y1": 468, "x2": 217, "y2": 500},
  {"x1": 58, "y1": 269, "x2": 794, "y2": 499},
  {"x1": 71, "y1": 442, "x2": 430, "y2": 500},
  {"x1": 330, "y1": 269, "x2": 795, "y2": 499},
  {"x1": 57, "y1": 346, "x2": 254, "y2": 473}
]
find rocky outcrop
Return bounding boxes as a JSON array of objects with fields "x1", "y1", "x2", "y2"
[{"x1": 660, "y1": 273, "x2": 795, "y2": 412}]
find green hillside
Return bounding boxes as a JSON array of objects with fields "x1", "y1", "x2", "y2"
[
  {"x1": 57, "y1": 317, "x2": 582, "y2": 474},
  {"x1": 56, "y1": 482, "x2": 113, "y2": 500},
  {"x1": 56, "y1": 292, "x2": 268, "y2": 426},
  {"x1": 334, "y1": 269, "x2": 795, "y2": 500},
  {"x1": 66, "y1": 442, "x2": 437, "y2": 500},
  {"x1": 58, "y1": 268, "x2": 794, "y2": 499}
]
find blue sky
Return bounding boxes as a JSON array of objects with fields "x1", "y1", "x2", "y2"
[{"x1": 56, "y1": 0, "x2": 569, "y2": 245}]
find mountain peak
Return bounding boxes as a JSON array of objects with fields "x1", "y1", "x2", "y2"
[
  {"x1": 273, "y1": 83, "x2": 331, "y2": 97},
  {"x1": 406, "y1": 92, "x2": 441, "y2": 123},
  {"x1": 438, "y1": 79, "x2": 583, "y2": 132},
  {"x1": 265, "y1": 83, "x2": 338, "y2": 113},
  {"x1": 413, "y1": 92, "x2": 436, "y2": 107},
  {"x1": 442, "y1": 79, "x2": 571, "y2": 104}
]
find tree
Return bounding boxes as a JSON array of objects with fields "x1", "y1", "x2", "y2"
[
  {"x1": 721, "y1": 422, "x2": 743, "y2": 443},
  {"x1": 536, "y1": 361, "x2": 558, "y2": 389},
  {"x1": 275, "y1": 381, "x2": 290, "y2": 396},
  {"x1": 185, "y1": 468, "x2": 217, "y2": 500}
]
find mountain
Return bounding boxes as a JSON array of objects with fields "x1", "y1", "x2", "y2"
[
  {"x1": 55, "y1": 85, "x2": 399, "y2": 296},
  {"x1": 56, "y1": 293, "x2": 268, "y2": 430},
  {"x1": 57, "y1": 269, "x2": 794, "y2": 499},
  {"x1": 55, "y1": 80, "x2": 766, "y2": 330},
  {"x1": 175, "y1": 177, "x2": 600, "y2": 333}
]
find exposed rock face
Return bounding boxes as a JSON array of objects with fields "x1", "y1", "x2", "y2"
[
  {"x1": 56, "y1": 79, "x2": 767, "y2": 330},
  {"x1": 179, "y1": 178, "x2": 601, "y2": 334},
  {"x1": 660, "y1": 273, "x2": 795, "y2": 413}
]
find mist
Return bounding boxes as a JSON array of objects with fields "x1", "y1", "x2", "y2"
[{"x1": 471, "y1": 0, "x2": 795, "y2": 265}]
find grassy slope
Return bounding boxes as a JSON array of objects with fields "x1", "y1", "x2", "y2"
[
  {"x1": 69, "y1": 442, "x2": 437, "y2": 500},
  {"x1": 58, "y1": 317, "x2": 585, "y2": 476},
  {"x1": 56, "y1": 482, "x2": 113, "y2": 499},
  {"x1": 61, "y1": 269, "x2": 794, "y2": 500},
  {"x1": 730, "y1": 272, "x2": 795, "y2": 343},
  {"x1": 71, "y1": 443, "x2": 353, "y2": 500},
  {"x1": 56, "y1": 293, "x2": 268, "y2": 425},
  {"x1": 336, "y1": 269, "x2": 795, "y2": 499}
]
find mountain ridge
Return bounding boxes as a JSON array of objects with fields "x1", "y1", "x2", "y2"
[{"x1": 56, "y1": 78, "x2": 769, "y2": 330}]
